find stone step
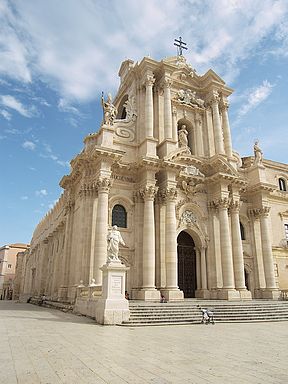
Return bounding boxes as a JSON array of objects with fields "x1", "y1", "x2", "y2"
[{"x1": 122, "y1": 300, "x2": 288, "y2": 326}]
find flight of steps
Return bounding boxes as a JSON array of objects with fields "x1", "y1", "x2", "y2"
[
  {"x1": 121, "y1": 300, "x2": 288, "y2": 326},
  {"x1": 29, "y1": 297, "x2": 74, "y2": 312}
]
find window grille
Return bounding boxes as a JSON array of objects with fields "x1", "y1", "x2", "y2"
[{"x1": 112, "y1": 204, "x2": 127, "y2": 228}]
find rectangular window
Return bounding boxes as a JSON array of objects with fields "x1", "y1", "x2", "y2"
[
  {"x1": 285, "y1": 224, "x2": 288, "y2": 244},
  {"x1": 7, "y1": 264, "x2": 12, "y2": 268}
]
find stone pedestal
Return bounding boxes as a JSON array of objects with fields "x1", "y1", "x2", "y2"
[
  {"x1": 161, "y1": 289, "x2": 184, "y2": 302},
  {"x1": 136, "y1": 288, "x2": 161, "y2": 301},
  {"x1": 195, "y1": 289, "x2": 210, "y2": 299},
  {"x1": 260, "y1": 289, "x2": 279, "y2": 300},
  {"x1": 139, "y1": 138, "x2": 158, "y2": 158},
  {"x1": 95, "y1": 261, "x2": 130, "y2": 325},
  {"x1": 217, "y1": 289, "x2": 240, "y2": 301},
  {"x1": 239, "y1": 289, "x2": 252, "y2": 300}
]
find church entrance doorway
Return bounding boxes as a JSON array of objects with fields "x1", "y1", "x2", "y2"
[{"x1": 177, "y1": 231, "x2": 197, "y2": 298}]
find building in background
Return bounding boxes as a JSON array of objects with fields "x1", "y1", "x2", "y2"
[
  {"x1": 15, "y1": 53, "x2": 288, "y2": 308},
  {"x1": 0, "y1": 243, "x2": 29, "y2": 299}
]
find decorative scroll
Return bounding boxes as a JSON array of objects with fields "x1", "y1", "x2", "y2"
[{"x1": 115, "y1": 94, "x2": 137, "y2": 142}]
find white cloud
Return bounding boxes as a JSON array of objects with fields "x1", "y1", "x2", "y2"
[
  {"x1": 0, "y1": 0, "x2": 287, "y2": 101},
  {"x1": 237, "y1": 80, "x2": 274, "y2": 118},
  {"x1": 22, "y1": 140, "x2": 36, "y2": 150},
  {"x1": 0, "y1": 109, "x2": 11, "y2": 120},
  {"x1": 0, "y1": 95, "x2": 33, "y2": 117},
  {"x1": 41, "y1": 142, "x2": 70, "y2": 167},
  {"x1": 58, "y1": 98, "x2": 81, "y2": 115},
  {"x1": 35, "y1": 189, "x2": 48, "y2": 197},
  {"x1": 21, "y1": 196, "x2": 28, "y2": 200}
]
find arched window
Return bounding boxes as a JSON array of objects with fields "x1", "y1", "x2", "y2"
[
  {"x1": 279, "y1": 178, "x2": 287, "y2": 191},
  {"x1": 240, "y1": 222, "x2": 245, "y2": 240},
  {"x1": 112, "y1": 204, "x2": 127, "y2": 228}
]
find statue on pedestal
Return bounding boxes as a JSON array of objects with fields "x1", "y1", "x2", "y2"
[
  {"x1": 253, "y1": 140, "x2": 263, "y2": 165},
  {"x1": 178, "y1": 124, "x2": 189, "y2": 148},
  {"x1": 107, "y1": 225, "x2": 125, "y2": 263},
  {"x1": 101, "y1": 92, "x2": 117, "y2": 125}
]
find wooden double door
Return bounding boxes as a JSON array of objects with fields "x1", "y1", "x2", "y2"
[{"x1": 177, "y1": 231, "x2": 197, "y2": 298}]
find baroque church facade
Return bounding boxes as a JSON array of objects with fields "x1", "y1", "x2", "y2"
[{"x1": 16, "y1": 54, "x2": 288, "y2": 304}]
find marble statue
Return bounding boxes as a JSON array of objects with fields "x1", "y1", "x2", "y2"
[
  {"x1": 253, "y1": 140, "x2": 263, "y2": 165},
  {"x1": 178, "y1": 124, "x2": 188, "y2": 147},
  {"x1": 101, "y1": 92, "x2": 117, "y2": 125},
  {"x1": 107, "y1": 225, "x2": 125, "y2": 262}
]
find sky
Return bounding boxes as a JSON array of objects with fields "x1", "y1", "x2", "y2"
[{"x1": 1, "y1": 0, "x2": 288, "y2": 245}]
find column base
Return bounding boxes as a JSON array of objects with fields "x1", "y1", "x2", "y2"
[
  {"x1": 238, "y1": 289, "x2": 252, "y2": 300},
  {"x1": 139, "y1": 138, "x2": 158, "y2": 158},
  {"x1": 260, "y1": 289, "x2": 279, "y2": 300},
  {"x1": 217, "y1": 289, "x2": 240, "y2": 301},
  {"x1": 135, "y1": 288, "x2": 161, "y2": 301},
  {"x1": 195, "y1": 289, "x2": 211, "y2": 299},
  {"x1": 161, "y1": 288, "x2": 184, "y2": 302},
  {"x1": 157, "y1": 139, "x2": 177, "y2": 158}
]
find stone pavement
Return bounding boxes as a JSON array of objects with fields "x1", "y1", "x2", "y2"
[{"x1": 0, "y1": 301, "x2": 287, "y2": 384}]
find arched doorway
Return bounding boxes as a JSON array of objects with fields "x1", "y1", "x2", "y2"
[{"x1": 177, "y1": 231, "x2": 197, "y2": 298}]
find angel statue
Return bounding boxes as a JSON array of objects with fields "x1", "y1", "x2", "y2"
[{"x1": 101, "y1": 92, "x2": 117, "y2": 125}]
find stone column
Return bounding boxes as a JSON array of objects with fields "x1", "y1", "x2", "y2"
[
  {"x1": 195, "y1": 112, "x2": 204, "y2": 156},
  {"x1": 172, "y1": 106, "x2": 178, "y2": 141},
  {"x1": 230, "y1": 202, "x2": 246, "y2": 289},
  {"x1": 93, "y1": 177, "x2": 111, "y2": 285},
  {"x1": 259, "y1": 207, "x2": 277, "y2": 290},
  {"x1": 160, "y1": 188, "x2": 184, "y2": 301},
  {"x1": 145, "y1": 75, "x2": 155, "y2": 138},
  {"x1": 221, "y1": 99, "x2": 233, "y2": 158},
  {"x1": 217, "y1": 198, "x2": 238, "y2": 298},
  {"x1": 201, "y1": 247, "x2": 207, "y2": 290},
  {"x1": 196, "y1": 248, "x2": 201, "y2": 290},
  {"x1": 211, "y1": 91, "x2": 225, "y2": 154},
  {"x1": 138, "y1": 186, "x2": 160, "y2": 301},
  {"x1": 163, "y1": 77, "x2": 173, "y2": 139},
  {"x1": 248, "y1": 209, "x2": 266, "y2": 294}
]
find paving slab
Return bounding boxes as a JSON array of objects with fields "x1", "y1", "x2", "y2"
[{"x1": 0, "y1": 301, "x2": 287, "y2": 384}]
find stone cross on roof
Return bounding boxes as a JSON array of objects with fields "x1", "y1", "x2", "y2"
[{"x1": 174, "y1": 37, "x2": 188, "y2": 56}]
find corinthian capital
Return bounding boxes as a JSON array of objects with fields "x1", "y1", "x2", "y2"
[
  {"x1": 145, "y1": 74, "x2": 155, "y2": 87},
  {"x1": 229, "y1": 200, "x2": 240, "y2": 213},
  {"x1": 97, "y1": 177, "x2": 111, "y2": 193},
  {"x1": 140, "y1": 185, "x2": 158, "y2": 201},
  {"x1": 162, "y1": 76, "x2": 173, "y2": 89},
  {"x1": 214, "y1": 197, "x2": 230, "y2": 210},
  {"x1": 160, "y1": 187, "x2": 177, "y2": 202}
]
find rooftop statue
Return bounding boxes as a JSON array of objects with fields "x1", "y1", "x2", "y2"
[{"x1": 101, "y1": 92, "x2": 117, "y2": 125}]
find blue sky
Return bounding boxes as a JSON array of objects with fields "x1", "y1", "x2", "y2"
[{"x1": 1, "y1": 0, "x2": 288, "y2": 245}]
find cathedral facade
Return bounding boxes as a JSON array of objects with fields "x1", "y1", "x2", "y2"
[{"x1": 17, "y1": 54, "x2": 288, "y2": 304}]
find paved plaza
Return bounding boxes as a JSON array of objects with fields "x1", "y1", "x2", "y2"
[{"x1": 0, "y1": 301, "x2": 287, "y2": 384}]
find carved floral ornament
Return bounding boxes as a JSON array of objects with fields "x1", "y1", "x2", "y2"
[
  {"x1": 180, "y1": 210, "x2": 198, "y2": 227},
  {"x1": 248, "y1": 206, "x2": 271, "y2": 219},
  {"x1": 160, "y1": 187, "x2": 177, "y2": 202},
  {"x1": 97, "y1": 177, "x2": 112, "y2": 192},
  {"x1": 145, "y1": 74, "x2": 155, "y2": 87},
  {"x1": 139, "y1": 185, "x2": 158, "y2": 201}
]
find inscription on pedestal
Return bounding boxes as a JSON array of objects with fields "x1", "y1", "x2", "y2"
[{"x1": 111, "y1": 275, "x2": 122, "y2": 295}]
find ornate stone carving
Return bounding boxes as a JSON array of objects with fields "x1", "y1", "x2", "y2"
[
  {"x1": 139, "y1": 185, "x2": 158, "y2": 201},
  {"x1": 248, "y1": 207, "x2": 270, "y2": 219},
  {"x1": 211, "y1": 198, "x2": 230, "y2": 210},
  {"x1": 178, "y1": 124, "x2": 189, "y2": 148},
  {"x1": 229, "y1": 201, "x2": 240, "y2": 213},
  {"x1": 101, "y1": 92, "x2": 117, "y2": 125},
  {"x1": 97, "y1": 177, "x2": 112, "y2": 193},
  {"x1": 123, "y1": 95, "x2": 137, "y2": 122},
  {"x1": 176, "y1": 89, "x2": 204, "y2": 108},
  {"x1": 145, "y1": 74, "x2": 155, "y2": 87},
  {"x1": 160, "y1": 188, "x2": 177, "y2": 202},
  {"x1": 184, "y1": 165, "x2": 204, "y2": 177},
  {"x1": 181, "y1": 180, "x2": 205, "y2": 196},
  {"x1": 180, "y1": 210, "x2": 198, "y2": 227},
  {"x1": 79, "y1": 181, "x2": 98, "y2": 198}
]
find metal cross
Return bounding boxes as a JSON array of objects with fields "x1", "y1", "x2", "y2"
[{"x1": 174, "y1": 37, "x2": 188, "y2": 56}]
